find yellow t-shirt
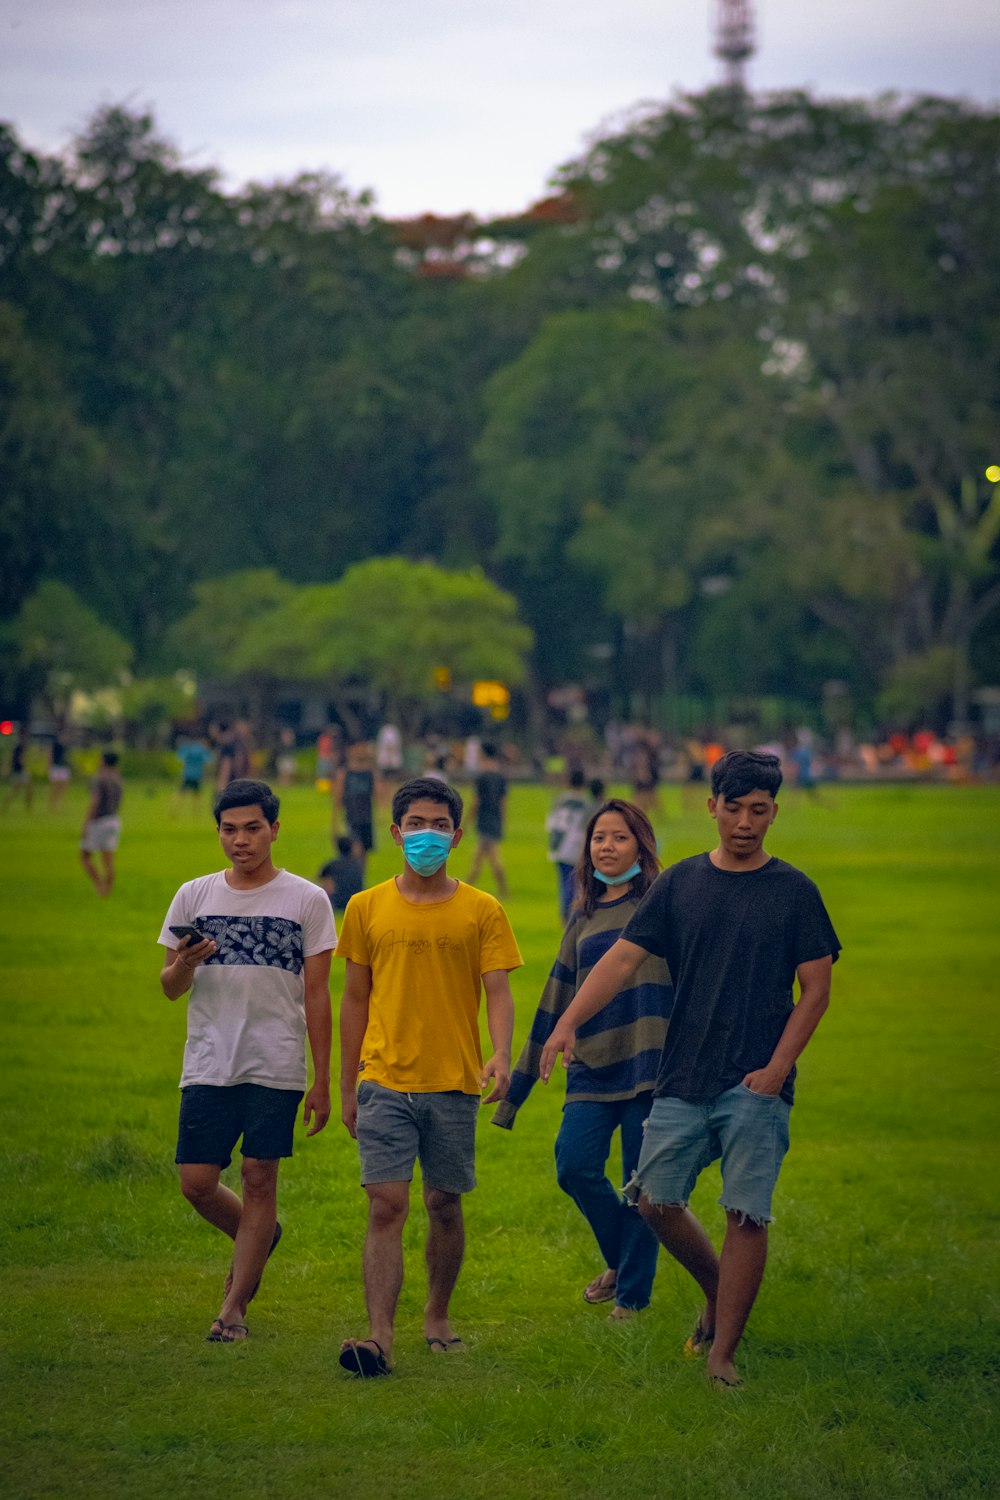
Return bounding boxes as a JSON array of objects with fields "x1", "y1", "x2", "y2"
[{"x1": 335, "y1": 878, "x2": 523, "y2": 1094}]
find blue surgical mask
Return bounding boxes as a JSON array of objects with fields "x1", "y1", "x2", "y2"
[
  {"x1": 594, "y1": 860, "x2": 642, "y2": 887},
  {"x1": 401, "y1": 829, "x2": 454, "y2": 876}
]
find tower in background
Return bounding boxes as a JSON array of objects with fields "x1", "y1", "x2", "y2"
[{"x1": 714, "y1": 0, "x2": 756, "y2": 90}]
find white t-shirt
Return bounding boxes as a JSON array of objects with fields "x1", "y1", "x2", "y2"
[
  {"x1": 158, "y1": 869, "x2": 336, "y2": 1091},
  {"x1": 375, "y1": 722, "x2": 402, "y2": 770},
  {"x1": 545, "y1": 793, "x2": 592, "y2": 864}
]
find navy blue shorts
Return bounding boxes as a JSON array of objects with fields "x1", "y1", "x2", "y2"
[{"x1": 176, "y1": 1083, "x2": 303, "y2": 1168}]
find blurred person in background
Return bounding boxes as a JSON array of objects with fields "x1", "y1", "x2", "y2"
[
  {"x1": 2, "y1": 726, "x2": 33, "y2": 811},
  {"x1": 80, "y1": 750, "x2": 123, "y2": 897},
  {"x1": 465, "y1": 742, "x2": 509, "y2": 899},
  {"x1": 47, "y1": 726, "x2": 71, "y2": 810},
  {"x1": 545, "y1": 769, "x2": 594, "y2": 922}
]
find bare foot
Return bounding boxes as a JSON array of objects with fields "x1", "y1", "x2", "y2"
[
  {"x1": 219, "y1": 1322, "x2": 249, "y2": 1343},
  {"x1": 706, "y1": 1355, "x2": 742, "y2": 1388},
  {"x1": 606, "y1": 1305, "x2": 639, "y2": 1322},
  {"x1": 424, "y1": 1310, "x2": 463, "y2": 1349}
]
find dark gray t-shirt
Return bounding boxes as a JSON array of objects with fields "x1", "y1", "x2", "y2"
[
  {"x1": 91, "y1": 769, "x2": 123, "y2": 820},
  {"x1": 622, "y1": 853, "x2": 840, "y2": 1105}
]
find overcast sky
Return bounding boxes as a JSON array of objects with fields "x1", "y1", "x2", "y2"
[{"x1": 2, "y1": 0, "x2": 998, "y2": 218}]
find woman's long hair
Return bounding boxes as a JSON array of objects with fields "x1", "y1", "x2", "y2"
[{"x1": 571, "y1": 798, "x2": 660, "y2": 919}]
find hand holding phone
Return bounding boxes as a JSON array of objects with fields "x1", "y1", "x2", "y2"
[
  {"x1": 168, "y1": 924, "x2": 216, "y2": 968},
  {"x1": 170, "y1": 924, "x2": 207, "y2": 946}
]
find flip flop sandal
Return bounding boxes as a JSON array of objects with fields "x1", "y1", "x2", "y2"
[
  {"x1": 426, "y1": 1336, "x2": 467, "y2": 1353},
  {"x1": 684, "y1": 1321, "x2": 715, "y2": 1357},
  {"x1": 339, "y1": 1339, "x2": 392, "y2": 1378},
  {"x1": 219, "y1": 1323, "x2": 249, "y2": 1343},
  {"x1": 582, "y1": 1272, "x2": 617, "y2": 1304}
]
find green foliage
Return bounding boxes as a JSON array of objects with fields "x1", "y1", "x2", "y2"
[
  {"x1": 235, "y1": 558, "x2": 533, "y2": 723},
  {"x1": 8, "y1": 580, "x2": 133, "y2": 713},
  {"x1": 165, "y1": 571, "x2": 297, "y2": 679},
  {"x1": 877, "y1": 647, "x2": 956, "y2": 725},
  {"x1": 1, "y1": 93, "x2": 998, "y2": 725},
  {"x1": 119, "y1": 674, "x2": 197, "y2": 745},
  {"x1": 542, "y1": 92, "x2": 1000, "y2": 708}
]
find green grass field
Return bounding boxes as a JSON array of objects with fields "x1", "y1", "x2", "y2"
[{"x1": 2, "y1": 780, "x2": 998, "y2": 1499}]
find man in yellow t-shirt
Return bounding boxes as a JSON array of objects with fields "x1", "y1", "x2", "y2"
[{"x1": 335, "y1": 777, "x2": 522, "y2": 1379}]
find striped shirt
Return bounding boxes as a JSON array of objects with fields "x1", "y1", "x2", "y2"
[{"x1": 493, "y1": 891, "x2": 673, "y2": 1129}]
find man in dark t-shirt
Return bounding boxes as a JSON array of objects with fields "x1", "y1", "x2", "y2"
[
  {"x1": 333, "y1": 741, "x2": 376, "y2": 866},
  {"x1": 465, "y1": 742, "x2": 509, "y2": 899},
  {"x1": 540, "y1": 750, "x2": 840, "y2": 1390},
  {"x1": 216, "y1": 721, "x2": 252, "y2": 791},
  {"x1": 318, "y1": 836, "x2": 365, "y2": 913}
]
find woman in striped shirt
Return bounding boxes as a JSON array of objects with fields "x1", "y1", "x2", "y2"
[{"x1": 494, "y1": 800, "x2": 673, "y2": 1318}]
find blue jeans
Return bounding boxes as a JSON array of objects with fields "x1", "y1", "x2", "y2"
[{"x1": 554, "y1": 1096, "x2": 660, "y2": 1310}]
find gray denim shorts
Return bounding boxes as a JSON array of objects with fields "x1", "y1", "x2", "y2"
[{"x1": 355, "y1": 1079, "x2": 480, "y2": 1193}]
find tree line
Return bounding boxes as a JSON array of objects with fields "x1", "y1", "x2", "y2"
[{"x1": 2, "y1": 91, "x2": 998, "y2": 734}]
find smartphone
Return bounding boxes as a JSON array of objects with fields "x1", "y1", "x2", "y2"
[{"x1": 169, "y1": 923, "x2": 207, "y2": 947}]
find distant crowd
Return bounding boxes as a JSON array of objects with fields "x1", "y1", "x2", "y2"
[{"x1": 3, "y1": 713, "x2": 998, "y2": 914}]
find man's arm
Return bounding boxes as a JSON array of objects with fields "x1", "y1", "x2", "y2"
[
  {"x1": 159, "y1": 936, "x2": 217, "y2": 1000},
  {"x1": 538, "y1": 938, "x2": 648, "y2": 1082},
  {"x1": 481, "y1": 968, "x2": 515, "y2": 1104},
  {"x1": 302, "y1": 950, "x2": 333, "y2": 1136},
  {"x1": 339, "y1": 958, "x2": 372, "y2": 1137},
  {"x1": 743, "y1": 955, "x2": 833, "y2": 1096}
]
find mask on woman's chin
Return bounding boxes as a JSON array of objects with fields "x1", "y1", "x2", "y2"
[
  {"x1": 401, "y1": 829, "x2": 453, "y2": 876},
  {"x1": 593, "y1": 860, "x2": 641, "y2": 887}
]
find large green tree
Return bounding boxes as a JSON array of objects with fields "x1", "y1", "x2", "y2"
[
  {"x1": 232, "y1": 558, "x2": 533, "y2": 733},
  {"x1": 6, "y1": 581, "x2": 133, "y2": 717},
  {"x1": 529, "y1": 91, "x2": 1000, "y2": 719}
]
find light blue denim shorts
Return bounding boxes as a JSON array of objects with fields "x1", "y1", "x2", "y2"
[
  {"x1": 355, "y1": 1079, "x2": 480, "y2": 1194},
  {"x1": 627, "y1": 1083, "x2": 791, "y2": 1226}
]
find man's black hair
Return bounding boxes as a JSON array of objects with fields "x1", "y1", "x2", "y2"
[
  {"x1": 569, "y1": 768, "x2": 586, "y2": 788},
  {"x1": 481, "y1": 742, "x2": 499, "y2": 760},
  {"x1": 711, "y1": 750, "x2": 782, "y2": 801},
  {"x1": 213, "y1": 778, "x2": 280, "y2": 826},
  {"x1": 392, "y1": 776, "x2": 463, "y2": 828},
  {"x1": 102, "y1": 750, "x2": 119, "y2": 767},
  {"x1": 336, "y1": 835, "x2": 353, "y2": 857}
]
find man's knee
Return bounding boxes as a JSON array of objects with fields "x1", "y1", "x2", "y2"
[
  {"x1": 424, "y1": 1187, "x2": 462, "y2": 1227},
  {"x1": 367, "y1": 1181, "x2": 410, "y2": 1231},
  {"x1": 179, "y1": 1163, "x2": 220, "y2": 1207},
  {"x1": 240, "y1": 1157, "x2": 279, "y2": 1204}
]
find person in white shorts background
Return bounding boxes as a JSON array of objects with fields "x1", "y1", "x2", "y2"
[{"x1": 80, "y1": 750, "x2": 123, "y2": 897}]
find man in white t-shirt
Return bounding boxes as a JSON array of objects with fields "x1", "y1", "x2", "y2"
[{"x1": 159, "y1": 778, "x2": 336, "y2": 1343}]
